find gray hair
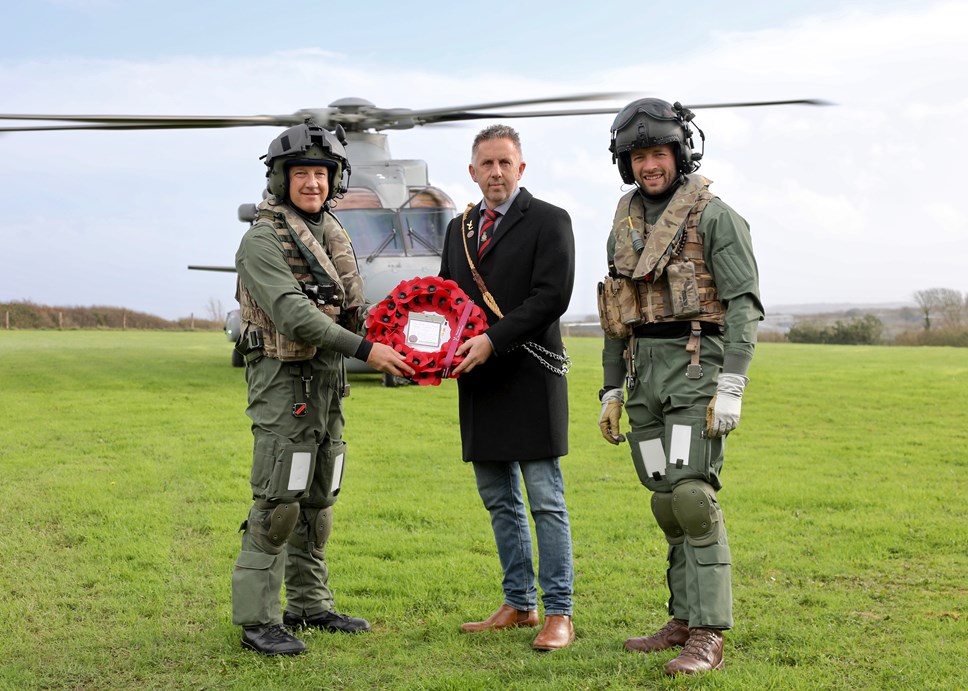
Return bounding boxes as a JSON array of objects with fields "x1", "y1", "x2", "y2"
[{"x1": 471, "y1": 124, "x2": 522, "y2": 159}]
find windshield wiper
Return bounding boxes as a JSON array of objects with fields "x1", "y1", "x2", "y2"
[
  {"x1": 406, "y1": 222, "x2": 441, "y2": 256},
  {"x1": 365, "y1": 229, "x2": 398, "y2": 263}
]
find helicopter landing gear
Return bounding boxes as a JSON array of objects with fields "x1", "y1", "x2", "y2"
[{"x1": 382, "y1": 373, "x2": 413, "y2": 388}]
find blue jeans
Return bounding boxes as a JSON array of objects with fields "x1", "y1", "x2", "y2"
[{"x1": 472, "y1": 458, "x2": 574, "y2": 615}]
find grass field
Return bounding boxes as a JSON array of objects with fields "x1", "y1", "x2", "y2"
[{"x1": 0, "y1": 331, "x2": 965, "y2": 690}]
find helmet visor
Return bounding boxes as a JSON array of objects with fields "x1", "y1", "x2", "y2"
[{"x1": 611, "y1": 99, "x2": 678, "y2": 132}]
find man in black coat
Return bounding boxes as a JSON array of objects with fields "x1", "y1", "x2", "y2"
[{"x1": 439, "y1": 124, "x2": 576, "y2": 651}]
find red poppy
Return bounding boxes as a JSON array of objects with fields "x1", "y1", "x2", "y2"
[{"x1": 365, "y1": 276, "x2": 486, "y2": 386}]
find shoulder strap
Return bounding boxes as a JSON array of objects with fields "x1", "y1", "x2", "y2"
[{"x1": 460, "y1": 203, "x2": 504, "y2": 318}]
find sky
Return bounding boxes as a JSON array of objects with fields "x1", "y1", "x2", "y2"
[{"x1": 1, "y1": 0, "x2": 965, "y2": 321}]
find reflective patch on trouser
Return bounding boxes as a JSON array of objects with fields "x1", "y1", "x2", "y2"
[
  {"x1": 269, "y1": 443, "x2": 316, "y2": 501},
  {"x1": 231, "y1": 549, "x2": 283, "y2": 627},
  {"x1": 627, "y1": 429, "x2": 670, "y2": 493},
  {"x1": 316, "y1": 440, "x2": 347, "y2": 508},
  {"x1": 251, "y1": 434, "x2": 319, "y2": 502},
  {"x1": 664, "y1": 414, "x2": 722, "y2": 489},
  {"x1": 685, "y1": 541, "x2": 733, "y2": 629}
]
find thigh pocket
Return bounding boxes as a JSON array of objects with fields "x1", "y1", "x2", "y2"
[
  {"x1": 664, "y1": 415, "x2": 722, "y2": 488},
  {"x1": 627, "y1": 429, "x2": 672, "y2": 493},
  {"x1": 265, "y1": 441, "x2": 318, "y2": 502},
  {"x1": 315, "y1": 440, "x2": 347, "y2": 506}
]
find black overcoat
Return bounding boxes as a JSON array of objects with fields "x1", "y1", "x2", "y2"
[{"x1": 439, "y1": 187, "x2": 575, "y2": 462}]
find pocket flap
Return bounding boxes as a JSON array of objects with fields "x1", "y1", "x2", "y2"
[
  {"x1": 695, "y1": 543, "x2": 731, "y2": 566},
  {"x1": 235, "y1": 551, "x2": 276, "y2": 571}
]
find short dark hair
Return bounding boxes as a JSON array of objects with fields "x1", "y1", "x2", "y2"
[{"x1": 471, "y1": 124, "x2": 522, "y2": 160}]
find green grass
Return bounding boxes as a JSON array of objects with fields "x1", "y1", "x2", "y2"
[{"x1": 0, "y1": 332, "x2": 965, "y2": 690}]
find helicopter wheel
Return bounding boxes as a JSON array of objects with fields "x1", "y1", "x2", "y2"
[{"x1": 382, "y1": 373, "x2": 412, "y2": 388}]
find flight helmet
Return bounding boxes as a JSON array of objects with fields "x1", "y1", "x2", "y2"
[
  {"x1": 609, "y1": 98, "x2": 703, "y2": 185},
  {"x1": 264, "y1": 119, "x2": 351, "y2": 203}
]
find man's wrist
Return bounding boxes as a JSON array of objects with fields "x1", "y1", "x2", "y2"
[{"x1": 598, "y1": 385, "x2": 618, "y2": 401}]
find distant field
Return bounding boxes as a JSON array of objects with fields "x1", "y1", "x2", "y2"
[{"x1": 0, "y1": 331, "x2": 965, "y2": 689}]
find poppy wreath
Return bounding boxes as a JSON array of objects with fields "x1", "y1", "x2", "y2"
[{"x1": 364, "y1": 276, "x2": 487, "y2": 386}]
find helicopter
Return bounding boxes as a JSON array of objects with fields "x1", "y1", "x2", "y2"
[{"x1": 0, "y1": 95, "x2": 826, "y2": 381}]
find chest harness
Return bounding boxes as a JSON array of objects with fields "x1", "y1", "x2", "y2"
[
  {"x1": 597, "y1": 175, "x2": 723, "y2": 381},
  {"x1": 237, "y1": 196, "x2": 365, "y2": 362}
]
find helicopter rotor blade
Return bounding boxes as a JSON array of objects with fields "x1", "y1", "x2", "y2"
[
  {"x1": 187, "y1": 265, "x2": 237, "y2": 273},
  {"x1": 404, "y1": 92, "x2": 638, "y2": 121},
  {"x1": 416, "y1": 98, "x2": 832, "y2": 124},
  {"x1": 0, "y1": 97, "x2": 832, "y2": 134},
  {"x1": 0, "y1": 113, "x2": 309, "y2": 133}
]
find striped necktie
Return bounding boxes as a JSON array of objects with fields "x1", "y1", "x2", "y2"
[{"x1": 479, "y1": 208, "x2": 499, "y2": 258}]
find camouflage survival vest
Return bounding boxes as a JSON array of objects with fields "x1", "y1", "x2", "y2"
[
  {"x1": 237, "y1": 195, "x2": 365, "y2": 361},
  {"x1": 597, "y1": 175, "x2": 724, "y2": 339}
]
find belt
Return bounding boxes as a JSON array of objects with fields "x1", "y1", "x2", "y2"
[{"x1": 632, "y1": 321, "x2": 723, "y2": 339}]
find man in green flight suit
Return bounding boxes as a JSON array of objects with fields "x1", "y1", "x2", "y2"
[
  {"x1": 596, "y1": 99, "x2": 763, "y2": 675},
  {"x1": 231, "y1": 120, "x2": 413, "y2": 656}
]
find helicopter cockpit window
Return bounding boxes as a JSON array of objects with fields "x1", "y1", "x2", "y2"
[
  {"x1": 400, "y1": 187, "x2": 456, "y2": 256},
  {"x1": 333, "y1": 187, "x2": 404, "y2": 257},
  {"x1": 337, "y1": 188, "x2": 384, "y2": 210}
]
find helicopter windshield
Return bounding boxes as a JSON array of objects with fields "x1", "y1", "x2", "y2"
[
  {"x1": 400, "y1": 187, "x2": 455, "y2": 256},
  {"x1": 333, "y1": 186, "x2": 455, "y2": 260}
]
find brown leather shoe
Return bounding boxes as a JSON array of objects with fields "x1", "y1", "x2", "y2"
[
  {"x1": 460, "y1": 604, "x2": 539, "y2": 633},
  {"x1": 663, "y1": 627, "x2": 724, "y2": 675},
  {"x1": 624, "y1": 618, "x2": 689, "y2": 653},
  {"x1": 531, "y1": 614, "x2": 575, "y2": 651}
]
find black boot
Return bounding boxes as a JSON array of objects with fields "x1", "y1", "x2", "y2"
[
  {"x1": 241, "y1": 624, "x2": 307, "y2": 655},
  {"x1": 283, "y1": 609, "x2": 371, "y2": 633}
]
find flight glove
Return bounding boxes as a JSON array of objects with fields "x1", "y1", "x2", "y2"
[
  {"x1": 599, "y1": 387, "x2": 626, "y2": 444},
  {"x1": 706, "y1": 373, "x2": 750, "y2": 438}
]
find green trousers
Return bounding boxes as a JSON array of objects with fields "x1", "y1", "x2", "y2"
[
  {"x1": 231, "y1": 352, "x2": 347, "y2": 627},
  {"x1": 624, "y1": 334, "x2": 733, "y2": 629}
]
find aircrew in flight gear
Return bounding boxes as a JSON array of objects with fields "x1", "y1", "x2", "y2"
[
  {"x1": 231, "y1": 120, "x2": 413, "y2": 656},
  {"x1": 596, "y1": 98, "x2": 763, "y2": 675}
]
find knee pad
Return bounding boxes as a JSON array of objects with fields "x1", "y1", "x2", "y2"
[
  {"x1": 650, "y1": 492, "x2": 685, "y2": 545},
  {"x1": 311, "y1": 507, "x2": 332, "y2": 559},
  {"x1": 288, "y1": 506, "x2": 332, "y2": 559},
  {"x1": 249, "y1": 500, "x2": 300, "y2": 553},
  {"x1": 672, "y1": 480, "x2": 722, "y2": 547}
]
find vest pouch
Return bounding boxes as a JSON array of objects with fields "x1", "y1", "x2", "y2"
[
  {"x1": 666, "y1": 260, "x2": 702, "y2": 319},
  {"x1": 600, "y1": 275, "x2": 643, "y2": 332},
  {"x1": 271, "y1": 330, "x2": 318, "y2": 362},
  {"x1": 597, "y1": 278, "x2": 630, "y2": 339}
]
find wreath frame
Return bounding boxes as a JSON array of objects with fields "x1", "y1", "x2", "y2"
[{"x1": 364, "y1": 276, "x2": 487, "y2": 386}]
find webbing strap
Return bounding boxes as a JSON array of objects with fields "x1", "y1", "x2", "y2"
[{"x1": 685, "y1": 320, "x2": 703, "y2": 379}]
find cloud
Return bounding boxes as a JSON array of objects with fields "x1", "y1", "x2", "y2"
[{"x1": 1, "y1": 1, "x2": 966, "y2": 320}]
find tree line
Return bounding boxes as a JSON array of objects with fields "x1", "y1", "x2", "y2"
[{"x1": 786, "y1": 288, "x2": 968, "y2": 346}]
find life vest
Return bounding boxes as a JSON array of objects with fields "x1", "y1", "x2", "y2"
[
  {"x1": 608, "y1": 175, "x2": 724, "y2": 327},
  {"x1": 237, "y1": 196, "x2": 364, "y2": 360}
]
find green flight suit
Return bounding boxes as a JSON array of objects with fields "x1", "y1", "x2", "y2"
[
  {"x1": 231, "y1": 207, "x2": 366, "y2": 628},
  {"x1": 603, "y1": 182, "x2": 763, "y2": 630}
]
